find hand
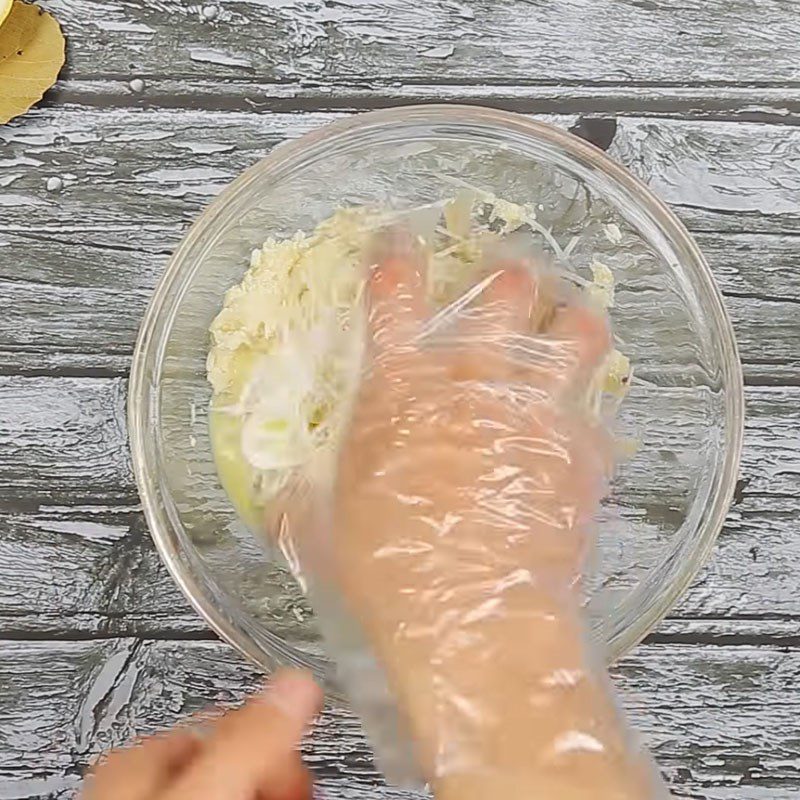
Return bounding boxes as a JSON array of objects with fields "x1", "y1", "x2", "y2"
[
  {"x1": 317, "y1": 235, "x2": 664, "y2": 799},
  {"x1": 81, "y1": 670, "x2": 321, "y2": 800}
]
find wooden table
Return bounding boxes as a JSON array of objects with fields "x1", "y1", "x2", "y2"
[{"x1": 1, "y1": 1, "x2": 798, "y2": 797}]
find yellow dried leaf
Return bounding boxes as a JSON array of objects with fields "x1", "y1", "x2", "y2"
[
  {"x1": 0, "y1": 1, "x2": 64, "y2": 125},
  {"x1": 0, "y1": 0, "x2": 37, "y2": 64},
  {"x1": 0, "y1": 0, "x2": 12, "y2": 27}
]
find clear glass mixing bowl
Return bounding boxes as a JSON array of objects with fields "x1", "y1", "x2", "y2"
[{"x1": 128, "y1": 106, "x2": 743, "y2": 684}]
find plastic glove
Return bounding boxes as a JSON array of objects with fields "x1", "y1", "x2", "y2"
[{"x1": 284, "y1": 230, "x2": 670, "y2": 800}]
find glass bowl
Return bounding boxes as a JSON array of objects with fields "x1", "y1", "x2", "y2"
[{"x1": 128, "y1": 105, "x2": 744, "y2": 684}]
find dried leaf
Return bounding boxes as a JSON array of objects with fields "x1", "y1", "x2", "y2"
[
  {"x1": 0, "y1": 0, "x2": 11, "y2": 27},
  {"x1": 0, "y1": 0, "x2": 36, "y2": 64},
  {"x1": 0, "y1": 1, "x2": 64, "y2": 125}
]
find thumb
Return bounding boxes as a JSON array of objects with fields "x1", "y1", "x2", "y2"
[{"x1": 162, "y1": 670, "x2": 322, "y2": 800}]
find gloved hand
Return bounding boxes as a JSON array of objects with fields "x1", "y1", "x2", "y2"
[{"x1": 301, "y1": 231, "x2": 668, "y2": 800}]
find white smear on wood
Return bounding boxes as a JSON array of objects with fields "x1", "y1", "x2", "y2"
[
  {"x1": 172, "y1": 140, "x2": 237, "y2": 155},
  {"x1": 44, "y1": 520, "x2": 129, "y2": 544},
  {"x1": 0, "y1": 155, "x2": 44, "y2": 169},
  {"x1": 76, "y1": 641, "x2": 138, "y2": 750},
  {"x1": 46, "y1": 504, "x2": 142, "y2": 516},
  {"x1": 86, "y1": 156, "x2": 118, "y2": 167},
  {"x1": 421, "y1": 44, "x2": 455, "y2": 58},
  {"x1": 189, "y1": 48, "x2": 252, "y2": 68},
  {"x1": 106, "y1": 129, "x2": 175, "y2": 144},
  {"x1": 0, "y1": 194, "x2": 47, "y2": 208},
  {"x1": 245, "y1": 0, "x2": 308, "y2": 7},
  {"x1": 96, "y1": 20, "x2": 155, "y2": 35},
  {"x1": 137, "y1": 166, "x2": 231, "y2": 183},
  {"x1": 452, "y1": 2, "x2": 475, "y2": 20}
]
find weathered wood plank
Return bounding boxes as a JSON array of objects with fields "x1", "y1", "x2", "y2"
[
  {"x1": 1, "y1": 106, "x2": 798, "y2": 376},
  {"x1": 0, "y1": 638, "x2": 796, "y2": 799},
  {"x1": 0, "y1": 377, "x2": 131, "y2": 505},
  {"x1": 699, "y1": 233, "x2": 800, "y2": 303},
  {"x1": 2, "y1": 230, "x2": 798, "y2": 379},
  {"x1": 0, "y1": 505, "x2": 204, "y2": 637},
  {"x1": 42, "y1": 0, "x2": 800, "y2": 87},
  {"x1": 2, "y1": 489, "x2": 799, "y2": 639},
  {"x1": 617, "y1": 644, "x2": 800, "y2": 798},
  {"x1": 2, "y1": 109, "x2": 798, "y2": 248},
  {"x1": 671, "y1": 492, "x2": 800, "y2": 622},
  {"x1": 0, "y1": 377, "x2": 797, "y2": 635},
  {"x1": 608, "y1": 117, "x2": 800, "y2": 235}
]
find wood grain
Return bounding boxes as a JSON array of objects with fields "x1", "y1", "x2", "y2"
[
  {"x1": 2, "y1": 108, "x2": 797, "y2": 241},
  {"x1": 0, "y1": 505, "x2": 204, "y2": 638},
  {"x1": 0, "y1": 637, "x2": 796, "y2": 799},
  {"x1": 1, "y1": 106, "x2": 798, "y2": 376},
  {"x1": 0, "y1": 377, "x2": 131, "y2": 506},
  {"x1": 0, "y1": 376, "x2": 797, "y2": 636},
  {"x1": 42, "y1": 0, "x2": 800, "y2": 87},
  {"x1": 2, "y1": 231, "x2": 798, "y2": 379}
]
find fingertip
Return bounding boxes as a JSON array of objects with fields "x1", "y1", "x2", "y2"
[
  {"x1": 367, "y1": 245, "x2": 427, "y2": 348},
  {"x1": 369, "y1": 257, "x2": 423, "y2": 308},
  {"x1": 158, "y1": 672, "x2": 323, "y2": 800},
  {"x1": 366, "y1": 228, "x2": 424, "y2": 300},
  {"x1": 264, "y1": 669, "x2": 323, "y2": 725},
  {"x1": 259, "y1": 757, "x2": 314, "y2": 800},
  {"x1": 479, "y1": 266, "x2": 536, "y2": 331},
  {"x1": 549, "y1": 302, "x2": 611, "y2": 369}
]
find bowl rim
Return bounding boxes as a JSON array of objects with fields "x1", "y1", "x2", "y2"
[{"x1": 128, "y1": 103, "x2": 745, "y2": 672}]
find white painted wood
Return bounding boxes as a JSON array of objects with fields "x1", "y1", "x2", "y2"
[
  {"x1": 1, "y1": 107, "x2": 798, "y2": 375},
  {"x1": 40, "y1": 0, "x2": 800, "y2": 86},
  {"x1": 0, "y1": 638, "x2": 796, "y2": 799},
  {"x1": 1, "y1": 109, "x2": 797, "y2": 246},
  {"x1": 0, "y1": 377, "x2": 797, "y2": 636}
]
